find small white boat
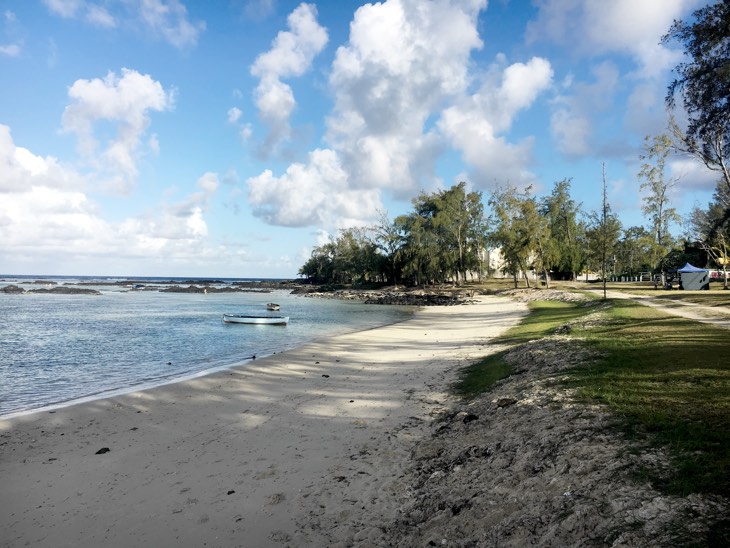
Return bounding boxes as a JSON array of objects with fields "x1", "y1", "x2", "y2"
[
  {"x1": 266, "y1": 303, "x2": 280, "y2": 311},
  {"x1": 223, "y1": 314, "x2": 289, "y2": 326}
]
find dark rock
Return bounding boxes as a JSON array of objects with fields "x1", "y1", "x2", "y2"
[
  {"x1": 496, "y1": 397, "x2": 518, "y2": 408},
  {"x1": 95, "y1": 447, "x2": 110, "y2": 454},
  {"x1": 28, "y1": 286, "x2": 101, "y2": 295},
  {"x1": 1, "y1": 285, "x2": 25, "y2": 294}
]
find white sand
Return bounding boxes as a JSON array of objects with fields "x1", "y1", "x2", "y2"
[{"x1": 0, "y1": 296, "x2": 526, "y2": 547}]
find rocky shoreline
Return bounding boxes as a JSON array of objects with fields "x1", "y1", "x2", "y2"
[
  {"x1": 0, "y1": 278, "x2": 482, "y2": 305},
  {"x1": 292, "y1": 285, "x2": 477, "y2": 306},
  {"x1": 0, "y1": 284, "x2": 102, "y2": 295}
]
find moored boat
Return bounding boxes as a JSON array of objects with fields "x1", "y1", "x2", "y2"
[
  {"x1": 266, "y1": 303, "x2": 280, "y2": 311},
  {"x1": 223, "y1": 314, "x2": 289, "y2": 326}
]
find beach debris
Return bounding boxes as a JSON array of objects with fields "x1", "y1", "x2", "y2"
[
  {"x1": 95, "y1": 447, "x2": 110, "y2": 455},
  {"x1": 322, "y1": 374, "x2": 330, "y2": 378},
  {"x1": 269, "y1": 531, "x2": 291, "y2": 543},
  {"x1": 227, "y1": 490, "x2": 235, "y2": 495},
  {"x1": 269, "y1": 493, "x2": 286, "y2": 505}
]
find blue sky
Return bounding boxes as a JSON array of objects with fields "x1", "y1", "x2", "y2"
[{"x1": 0, "y1": 0, "x2": 718, "y2": 278}]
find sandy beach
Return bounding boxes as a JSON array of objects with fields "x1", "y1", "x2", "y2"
[{"x1": 0, "y1": 296, "x2": 527, "y2": 547}]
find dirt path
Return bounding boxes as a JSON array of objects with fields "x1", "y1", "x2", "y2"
[{"x1": 585, "y1": 289, "x2": 730, "y2": 329}]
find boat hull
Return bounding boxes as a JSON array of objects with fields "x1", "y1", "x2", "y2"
[{"x1": 223, "y1": 314, "x2": 289, "y2": 326}]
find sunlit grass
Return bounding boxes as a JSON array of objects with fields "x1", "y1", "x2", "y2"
[
  {"x1": 500, "y1": 300, "x2": 593, "y2": 343},
  {"x1": 457, "y1": 296, "x2": 730, "y2": 497},
  {"x1": 570, "y1": 300, "x2": 730, "y2": 496},
  {"x1": 455, "y1": 300, "x2": 592, "y2": 397}
]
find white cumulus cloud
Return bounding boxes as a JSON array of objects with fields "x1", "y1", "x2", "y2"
[
  {"x1": 246, "y1": 0, "x2": 557, "y2": 229},
  {"x1": 250, "y1": 3, "x2": 328, "y2": 156},
  {"x1": 439, "y1": 55, "x2": 553, "y2": 186},
  {"x1": 326, "y1": 0, "x2": 485, "y2": 192},
  {"x1": 0, "y1": 125, "x2": 86, "y2": 193},
  {"x1": 0, "y1": 125, "x2": 226, "y2": 272},
  {"x1": 62, "y1": 68, "x2": 174, "y2": 193},
  {"x1": 247, "y1": 148, "x2": 382, "y2": 228}
]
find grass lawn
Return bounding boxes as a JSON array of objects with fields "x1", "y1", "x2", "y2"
[{"x1": 457, "y1": 297, "x2": 730, "y2": 498}]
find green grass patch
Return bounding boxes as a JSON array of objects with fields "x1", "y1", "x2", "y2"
[
  {"x1": 455, "y1": 351, "x2": 513, "y2": 398},
  {"x1": 455, "y1": 300, "x2": 596, "y2": 397},
  {"x1": 500, "y1": 300, "x2": 594, "y2": 343},
  {"x1": 568, "y1": 300, "x2": 730, "y2": 496},
  {"x1": 457, "y1": 296, "x2": 730, "y2": 497}
]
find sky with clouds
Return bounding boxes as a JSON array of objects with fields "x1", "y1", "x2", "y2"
[{"x1": 0, "y1": 0, "x2": 718, "y2": 278}]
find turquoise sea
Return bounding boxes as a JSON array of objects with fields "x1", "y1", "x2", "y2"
[{"x1": 0, "y1": 276, "x2": 414, "y2": 418}]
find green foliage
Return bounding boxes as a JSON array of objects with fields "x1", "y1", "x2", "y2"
[
  {"x1": 540, "y1": 179, "x2": 587, "y2": 280},
  {"x1": 664, "y1": 1, "x2": 730, "y2": 171},
  {"x1": 664, "y1": 1, "x2": 730, "y2": 289},
  {"x1": 638, "y1": 134, "x2": 681, "y2": 267},
  {"x1": 298, "y1": 227, "x2": 383, "y2": 284},
  {"x1": 585, "y1": 208, "x2": 622, "y2": 279},
  {"x1": 689, "y1": 181, "x2": 730, "y2": 288},
  {"x1": 299, "y1": 183, "x2": 487, "y2": 286},
  {"x1": 657, "y1": 241, "x2": 708, "y2": 273},
  {"x1": 616, "y1": 226, "x2": 654, "y2": 275},
  {"x1": 488, "y1": 185, "x2": 545, "y2": 288},
  {"x1": 399, "y1": 182, "x2": 486, "y2": 285}
]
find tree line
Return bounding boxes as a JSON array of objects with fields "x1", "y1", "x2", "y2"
[{"x1": 299, "y1": 1, "x2": 730, "y2": 289}]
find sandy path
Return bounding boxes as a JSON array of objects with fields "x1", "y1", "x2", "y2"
[
  {"x1": 0, "y1": 296, "x2": 526, "y2": 548},
  {"x1": 586, "y1": 289, "x2": 730, "y2": 329}
]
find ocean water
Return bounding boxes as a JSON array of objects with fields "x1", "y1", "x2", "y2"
[{"x1": 0, "y1": 277, "x2": 414, "y2": 417}]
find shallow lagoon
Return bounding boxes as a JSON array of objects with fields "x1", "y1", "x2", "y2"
[{"x1": 0, "y1": 280, "x2": 413, "y2": 417}]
